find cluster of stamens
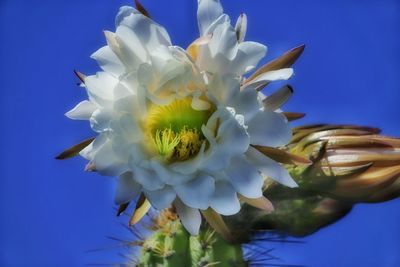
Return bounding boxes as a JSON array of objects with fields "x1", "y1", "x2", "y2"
[{"x1": 145, "y1": 98, "x2": 212, "y2": 162}]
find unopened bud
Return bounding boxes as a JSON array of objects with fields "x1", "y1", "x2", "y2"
[{"x1": 287, "y1": 125, "x2": 400, "y2": 203}]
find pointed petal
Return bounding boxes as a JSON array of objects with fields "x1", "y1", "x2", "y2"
[
  {"x1": 150, "y1": 160, "x2": 192, "y2": 185},
  {"x1": 74, "y1": 70, "x2": 86, "y2": 83},
  {"x1": 246, "y1": 146, "x2": 298, "y2": 188},
  {"x1": 175, "y1": 174, "x2": 215, "y2": 210},
  {"x1": 92, "y1": 139, "x2": 128, "y2": 176},
  {"x1": 91, "y1": 46, "x2": 125, "y2": 77},
  {"x1": 129, "y1": 194, "x2": 151, "y2": 225},
  {"x1": 143, "y1": 186, "x2": 176, "y2": 210},
  {"x1": 201, "y1": 208, "x2": 233, "y2": 242},
  {"x1": 115, "y1": 172, "x2": 142, "y2": 205},
  {"x1": 65, "y1": 100, "x2": 97, "y2": 120},
  {"x1": 239, "y1": 195, "x2": 274, "y2": 212},
  {"x1": 226, "y1": 156, "x2": 264, "y2": 199},
  {"x1": 85, "y1": 71, "x2": 117, "y2": 106},
  {"x1": 210, "y1": 180, "x2": 240, "y2": 215},
  {"x1": 247, "y1": 110, "x2": 291, "y2": 147},
  {"x1": 232, "y1": 41, "x2": 267, "y2": 75},
  {"x1": 235, "y1": 13, "x2": 247, "y2": 43},
  {"x1": 117, "y1": 202, "x2": 130, "y2": 216},
  {"x1": 243, "y1": 68, "x2": 293, "y2": 91},
  {"x1": 89, "y1": 108, "x2": 113, "y2": 133},
  {"x1": 79, "y1": 134, "x2": 107, "y2": 161},
  {"x1": 233, "y1": 87, "x2": 260, "y2": 122},
  {"x1": 174, "y1": 199, "x2": 202, "y2": 235},
  {"x1": 55, "y1": 138, "x2": 95, "y2": 160},
  {"x1": 115, "y1": 25, "x2": 148, "y2": 68},
  {"x1": 116, "y1": 6, "x2": 171, "y2": 50},
  {"x1": 130, "y1": 164, "x2": 165, "y2": 191},
  {"x1": 208, "y1": 22, "x2": 237, "y2": 59},
  {"x1": 263, "y1": 85, "x2": 293, "y2": 110},
  {"x1": 202, "y1": 14, "x2": 230, "y2": 36},
  {"x1": 134, "y1": 0, "x2": 151, "y2": 18},
  {"x1": 197, "y1": 0, "x2": 224, "y2": 36},
  {"x1": 247, "y1": 44, "x2": 305, "y2": 83},
  {"x1": 252, "y1": 145, "x2": 312, "y2": 166},
  {"x1": 201, "y1": 108, "x2": 250, "y2": 172},
  {"x1": 283, "y1": 112, "x2": 306, "y2": 122}
]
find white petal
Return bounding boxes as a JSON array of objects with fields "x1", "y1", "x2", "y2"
[
  {"x1": 131, "y1": 163, "x2": 165, "y2": 191},
  {"x1": 174, "y1": 199, "x2": 202, "y2": 235},
  {"x1": 111, "y1": 113, "x2": 142, "y2": 143},
  {"x1": 115, "y1": 6, "x2": 136, "y2": 27},
  {"x1": 217, "y1": 109, "x2": 250, "y2": 154},
  {"x1": 85, "y1": 72, "x2": 117, "y2": 106},
  {"x1": 115, "y1": 172, "x2": 142, "y2": 205},
  {"x1": 201, "y1": 108, "x2": 249, "y2": 172},
  {"x1": 233, "y1": 87, "x2": 261, "y2": 122},
  {"x1": 144, "y1": 186, "x2": 176, "y2": 210},
  {"x1": 210, "y1": 180, "x2": 240, "y2": 216},
  {"x1": 113, "y1": 95, "x2": 143, "y2": 119},
  {"x1": 113, "y1": 82, "x2": 133, "y2": 101},
  {"x1": 92, "y1": 139, "x2": 128, "y2": 176},
  {"x1": 247, "y1": 110, "x2": 291, "y2": 147},
  {"x1": 197, "y1": 0, "x2": 224, "y2": 36},
  {"x1": 231, "y1": 41, "x2": 267, "y2": 75},
  {"x1": 91, "y1": 46, "x2": 125, "y2": 77},
  {"x1": 174, "y1": 174, "x2": 215, "y2": 210},
  {"x1": 201, "y1": 14, "x2": 230, "y2": 36},
  {"x1": 208, "y1": 22, "x2": 237, "y2": 60},
  {"x1": 200, "y1": 145, "x2": 232, "y2": 172},
  {"x1": 90, "y1": 108, "x2": 113, "y2": 133},
  {"x1": 79, "y1": 134, "x2": 107, "y2": 161},
  {"x1": 246, "y1": 146, "x2": 298, "y2": 188},
  {"x1": 197, "y1": 26, "x2": 265, "y2": 77},
  {"x1": 80, "y1": 142, "x2": 94, "y2": 161},
  {"x1": 115, "y1": 25, "x2": 148, "y2": 69},
  {"x1": 235, "y1": 13, "x2": 247, "y2": 43},
  {"x1": 116, "y1": 6, "x2": 171, "y2": 51},
  {"x1": 196, "y1": 23, "x2": 237, "y2": 76},
  {"x1": 111, "y1": 96, "x2": 144, "y2": 142},
  {"x1": 65, "y1": 100, "x2": 96, "y2": 120},
  {"x1": 244, "y1": 68, "x2": 293, "y2": 90},
  {"x1": 207, "y1": 74, "x2": 240, "y2": 107},
  {"x1": 150, "y1": 159, "x2": 193, "y2": 185},
  {"x1": 226, "y1": 156, "x2": 263, "y2": 198}
]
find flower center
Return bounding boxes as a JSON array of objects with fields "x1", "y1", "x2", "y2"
[{"x1": 146, "y1": 98, "x2": 213, "y2": 162}]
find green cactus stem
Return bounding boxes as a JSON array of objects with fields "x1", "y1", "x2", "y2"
[
  {"x1": 226, "y1": 181, "x2": 352, "y2": 239},
  {"x1": 138, "y1": 210, "x2": 247, "y2": 267}
]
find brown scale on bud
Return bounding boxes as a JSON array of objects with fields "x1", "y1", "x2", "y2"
[{"x1": 287, "y1": 124, "x2": 400, "y2": 203}]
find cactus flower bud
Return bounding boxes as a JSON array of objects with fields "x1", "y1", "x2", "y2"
[{"x1": 287, "y1": 124, "x2": 400, "y2": 203}]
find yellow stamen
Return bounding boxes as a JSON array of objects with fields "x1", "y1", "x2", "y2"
[
  {"x1": 151, "y1": 127, "x2": 203, "y2": 162},
  {"x1": 175, "y1": 127, "x2": 202, "y2": 161},
  {"x1": 145, "y1": 97, "x2": 213, "y2": 162},
  {"x1": 153, "y1": 128, "x2": 181, "y2": 159}
]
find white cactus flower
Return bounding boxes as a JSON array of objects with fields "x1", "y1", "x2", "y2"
[{"x1": 64, "y1": 0, "x2": 299, "y2": 235}]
